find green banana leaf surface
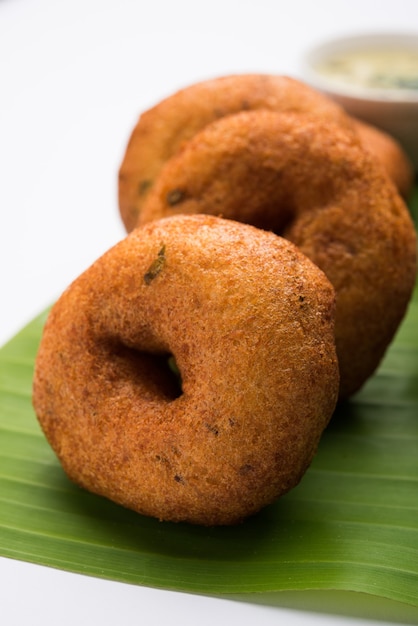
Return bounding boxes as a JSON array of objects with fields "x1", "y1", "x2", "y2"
[{"x1": 0, "y1": 188, "x2": 417, "y2": 618}]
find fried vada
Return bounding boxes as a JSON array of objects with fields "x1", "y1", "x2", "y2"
[
  {"x1": 138, "y1": 111, "x2": 417, "y2": 398},
  {"x1": 118, "y1": 74, "x2": 413, "y2": 232},
  {"x1": 32, "y1": 214, "x2": 339, "y2": 525}
]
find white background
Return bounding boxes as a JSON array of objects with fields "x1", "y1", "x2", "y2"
[{"x1": 1, "y1": 0, "x2": 417, "y2": 624}]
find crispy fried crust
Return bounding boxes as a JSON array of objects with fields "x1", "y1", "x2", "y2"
[
  {"x1": 118, "y1": 74, "x2": 413, "y2": 232},
  {"x1": 118, "y1": 74, "x2": 352, "y2": 232},
  {"x1": 33, "y1": 215, "x2": 339, "y2": 525},
  {"x1": 138, "y1": 111, "x2": 417, "y2": 398},
  {"x1": 353, "y1": 118, "x2": 414, "y2": 199}
]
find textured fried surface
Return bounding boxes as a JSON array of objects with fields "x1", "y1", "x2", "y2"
[
  {"x1": 138, "y1": 111, "x2": 417, "y2": 398},
  {"x1": 118, "y1": 74, "x2": 351, "y2": 232},
  {"x1": 33, "y1": 215, "x2": 339, "y2": 525},
  {"x1": 118, "y1": 74, "x2": 413, "y2": 231},
  {"x1": 353, "y1": 118, "x2": 414, "y2": 198}
]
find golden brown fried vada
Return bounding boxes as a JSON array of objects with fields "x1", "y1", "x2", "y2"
[
  {"x1": 118, "y1": 74, "x2": 412, "y2": 232},
  {"x1": 32, "y1": 214, "x2": 339, "y2": 526},
  {"x1": 118, "y1": 74, "x2": 353, "y2": 232},
  {"x1": 138, "y1": 111, "x2": 417, "y2": 399}
]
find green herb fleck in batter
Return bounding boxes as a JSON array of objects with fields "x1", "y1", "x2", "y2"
[{"x1": 144, "y1": 244, "x2": 166, "y2": 285}]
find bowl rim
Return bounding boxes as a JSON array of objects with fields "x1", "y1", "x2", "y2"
[{"x1": 301, "y1": 31, "x2": 418, "y2": 103}]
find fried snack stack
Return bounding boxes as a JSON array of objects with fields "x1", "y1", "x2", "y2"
[
  {"x1": 32, "y1": 74, "x2": 416, "y2": 525},
  {"x1": 119, "y1": 74, "x2": 413, "y2": 232},
  {"x1": 119, "y1": 75, "x2": 417, "y2": 399}
]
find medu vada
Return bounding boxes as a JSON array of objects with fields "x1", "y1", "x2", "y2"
[
  {"x1": 32, "y1": 214, "x2": 339, "y2": 526},
  {"x1": 137, "y1": 111, "x2": 417, "y2": 399},
  {"x1": 118, "y1": 73, "x2": 413, "y2": 232}
]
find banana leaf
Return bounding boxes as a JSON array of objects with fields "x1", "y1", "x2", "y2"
[{"x1": 0, "y1": 188, "x2": 417, "y2": 619}]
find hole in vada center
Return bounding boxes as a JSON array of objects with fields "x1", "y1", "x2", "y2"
[
  {"x1": 154, "y1": 353, "x2": 183, "y2": 400},
  {"x1": 108, "y1": 343, "x2": 183, "y2": 401},
  {"x1": 147, "y1": 352, "x2": 183, "y2": 401}
]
